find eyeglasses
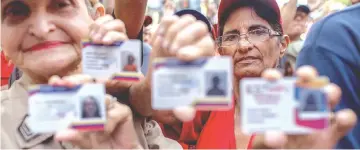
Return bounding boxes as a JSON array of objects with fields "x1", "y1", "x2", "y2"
[{"x1": 216, "y1": 29, "x2": 282, "y2": 47}]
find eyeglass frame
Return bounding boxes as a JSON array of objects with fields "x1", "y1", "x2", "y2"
[{"x1": 216, "y1": 28, "x2": 283, "y2": 47}]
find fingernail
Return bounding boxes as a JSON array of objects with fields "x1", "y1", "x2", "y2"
[
  {"x1": 178, "y1": 47, "x2": 195, "y2": 57},
  {"x1": 102, "y1": 36, "x2": 112, "y2": 43}
]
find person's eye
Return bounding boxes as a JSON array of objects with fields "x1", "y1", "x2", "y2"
[
  {"x1": 3, "y1": 1, "x2": 30, "y2": 21},
  {"x1": 52, "y1": 0, "x2": 72, "y2": 10},
  {"x1": 251, "y1": 29, "x2": 268, "y2": 36},
  {"x1": 224, "y1": 34, "x2": 238, "y2": 41}
]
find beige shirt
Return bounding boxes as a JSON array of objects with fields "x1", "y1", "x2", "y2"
[{"x1": 1, "y1": 75, "x2": 181, "y2": 149}]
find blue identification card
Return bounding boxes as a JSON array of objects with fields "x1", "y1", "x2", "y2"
[
  {"x1": 82, "y1": 40, "x2": 142, "y2": 81},
  {"x1": 28, "y1": 84, "x2": 106, "y2": 133},
  {"x1": 240, "y1": 77, "x2": 330, "y2": 134},
  {"x1": 151, "y1": 57, "x2": 233, "y2": 110}
]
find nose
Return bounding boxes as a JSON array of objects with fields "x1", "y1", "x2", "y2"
[
  {"x1": 236, "y1": 36, "x2": 253, "y2": 53},
  {"x1": 28, "y1": 13, "x2": 56, "y2": 39}
]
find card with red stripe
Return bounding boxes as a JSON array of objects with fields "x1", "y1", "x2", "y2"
[
  {"x1": 81, "y1": 39, "x2": 142, "y2": 80},
  {"x1": 151, "y1": 57, "x2": 233, "y2": 110},
  {"x1": 28, "y1": 84, "x2": 106, "y2": 133}
]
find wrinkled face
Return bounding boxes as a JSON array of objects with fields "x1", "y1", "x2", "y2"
[
  {"x1": 287, "y1": 11, "x2": 309, "y2": 38},
  {"x1": 219, "y1": 7, "x2": 286, "y2": 79},
  {"x1": 84, "y1": 98, "x2": 98, "y2": 117},
  {"x1": 1, "y1": 0, "x2": 94, "y2": 82}
]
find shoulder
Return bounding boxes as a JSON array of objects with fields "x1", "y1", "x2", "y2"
[
  {"x1": 301, "y1": 5, "x2": 360, "y2": 63},
  {"x1": 1, "y1": 90, "x2": 10, "y2": 104}
]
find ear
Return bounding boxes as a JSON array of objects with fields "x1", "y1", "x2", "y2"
[
  {"x1": 279, "y1": 35, "x2": 290, "y2": 57},
  {"x1": 93, "y1": 3, "x2": 105, "y2": 19}
]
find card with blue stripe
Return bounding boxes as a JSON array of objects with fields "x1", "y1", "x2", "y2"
[
  {"x1": 152, "y1": 57, "x2": 233, "y2": 110},
  {"x1": 240, "y1": 77, "x2": 330, "y2": 134},
  {"x1": 28, "y1": 84, "x2": 106, "y2": 133},
  {"x1": 82, "y1": 40, "x2": 142, "y2": 81}
]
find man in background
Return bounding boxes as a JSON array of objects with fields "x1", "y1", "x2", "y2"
[
  {"x1": 297, "y1": 3, "x2": 360, "y2": 149},
  {"x1": 284, "y1": 5, "x2": 311, "y2": 69}
]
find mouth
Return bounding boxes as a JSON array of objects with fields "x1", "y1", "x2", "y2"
[
  {"x1": 235, "y1": 56, "x2": 260, "y2": 64},
  {"x1": 25, "y1": 41, "x2": 69, "y2": 52}
]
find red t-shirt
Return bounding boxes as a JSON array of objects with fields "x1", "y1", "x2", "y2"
[
  {"x1": 159, "y1": 98, "x2": 256, "y2": 149},
  {"x1": 1, "y1": 51, "x2": 14, "y2": 86}
]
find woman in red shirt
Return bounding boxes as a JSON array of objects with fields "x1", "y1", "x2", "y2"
[{"x1": 153, "y1": 0, "x2": 355, "y2": 149}]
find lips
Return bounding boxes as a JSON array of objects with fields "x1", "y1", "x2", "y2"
[
  {"x1": 235, "y1": 56, "x2": 260, "y2": 63},
  {"x1": 25, "y1": 41, "x2": 67, "y2": 52}
]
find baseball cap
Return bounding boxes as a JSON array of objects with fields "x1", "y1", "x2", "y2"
[
  {"x1": 218, "y1": 0, "x2": 282, "y2": 36},
  {"x1": 297, "y1": 5, "x2": 311, "y2": 15},
  {"x1": 174, "y1": 9, "x2": 216, "y2": 38}
]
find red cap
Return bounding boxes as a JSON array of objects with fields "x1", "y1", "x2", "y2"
[{"x1": 217, "y1": 0, "x2": 282, "y2": 36}]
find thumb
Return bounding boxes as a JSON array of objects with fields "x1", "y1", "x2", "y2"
[
  {"x1": 252, "y1": 131, "x2": 287, "y2": 149},
  {"x1": 173, "y1": 106, "x2": 196, "y2": 122},
  {"x1": 330, "y1": 109, "x2": 357, "y2": 140}
]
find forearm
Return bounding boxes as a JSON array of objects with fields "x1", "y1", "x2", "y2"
[
  {"x1": 282, "y1": 0, "x2": 298, "y2": 34},
  {"x1": 114, "y1": 0, "x2": 148, "y2": 39},
  {"x1": 129, "y1": 77, "x2": 152, "y2": 116}
]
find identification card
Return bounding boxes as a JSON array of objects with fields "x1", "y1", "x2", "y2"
[
  {"x1": 152, "y1": 57, "x2": 233, "y2": 110},
  {"x1": 28, "y1": 84, "x2": 106, "y2": 133},
  {"x1": 240, "y1": 77, "x2": 330, "y2": 134},
  {"x1": 82, "y1": 40, "x2": 142, "y2": 81}
]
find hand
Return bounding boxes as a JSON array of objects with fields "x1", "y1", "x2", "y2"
[
  {"x1": 145, "y1": 15, "x2": 216, "y2": 121},
  {"x1": 251, "y1": 66, "x2": 357, "y2": 149},
  {"x1": 89, "y1": 14, "x2": 127, "y2": 45},
  {"x1": 48, "y1": 75, "x2": 141, "y2": 149}
]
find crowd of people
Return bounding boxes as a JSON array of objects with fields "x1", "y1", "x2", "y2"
[{"x1": 1, "y1": 0, "x2": 359, "y2": 149}]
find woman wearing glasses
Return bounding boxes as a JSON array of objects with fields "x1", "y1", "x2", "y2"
[{"x1": 156, "y1": 0, "x2": 356, "y2": 149}]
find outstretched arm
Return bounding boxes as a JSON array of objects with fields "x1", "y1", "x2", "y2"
[{"x1": 113, "y1": 0, "x2": 148, "y2": 39}]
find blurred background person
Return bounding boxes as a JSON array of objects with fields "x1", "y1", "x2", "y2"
[
  {"x1": 143, "y1": 16, "x2": 154, "y2": 44},
  {"x1": 163, "y1": 0, "x2": 177, "y2": 17},
  {"x1": 297, "y1": 2, "x2": 360, "y2": 149},
  {"x1": 281, "y1": 1, "x2": 311, "y2": 69}
]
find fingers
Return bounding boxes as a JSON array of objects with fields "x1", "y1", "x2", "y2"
[
  {"x1": 261, "y1": 68, "x2": 283, "y2": 80},
  {"x1": 323, "y1": 83, "x2": 341, "y2": 109},
  {"x1": 105, "y1": 79, "x2": 133, "y2": 94},
  {"x1": 89, "y1": 15, "x2": 127, "y2": 43},
  {"x1": 104, "y1": 98, "x2": 132, "y2": 135},
  {"x1": 55, "y1": 129, "x2": 93, "y2": 149},
  {"x1": 330, "y1": 109, "x2": 357, "y2": 139},
  {"x1": 173, "y1": 106, "x2": 196, "y2": 122},
  {"x1": 151, "y1": 16, "x2": 179, "y2": 47},
  {"x1": 252, "y1": 131, "x2": 287, "y2": 149},
  {"x1": 176, "y1": 36, "x2": 215, "y2": 61},
  {"x1": 296, "y1": 66, "x2": 318, "y2": 82},
  {"x1": 102, "y1": 31, "x2": 128, "y2": 45},
  {"x1": 48, "y1": 74, "x2": 95, "y2": 87},
  {"x1": 163, "y1": 15, "x2": 197, "y2": 51},
  {"x1": 170, "y1": 21, "x2": 210, "y2": 53}
]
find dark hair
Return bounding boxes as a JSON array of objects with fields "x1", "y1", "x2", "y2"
[
  {"x1": 82, "y1": 96, "x2": 101, "y2": 118},
  {"x1": 297, "y1": 5, "x2": 311, "y2": 15},
  {"x1": 219, "y1": 1, "x2": 283, "y2": 37}
]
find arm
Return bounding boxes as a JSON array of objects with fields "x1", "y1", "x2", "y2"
[
  {"x1": 113, "y1": 0, "x2": 148, "y2": 39},
  {"x1": 281, "y1": 0, "x2": 297, "y2": 35},
  {"x1": 296, "y1": 18, "x2": 360, "y2": 148}
]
